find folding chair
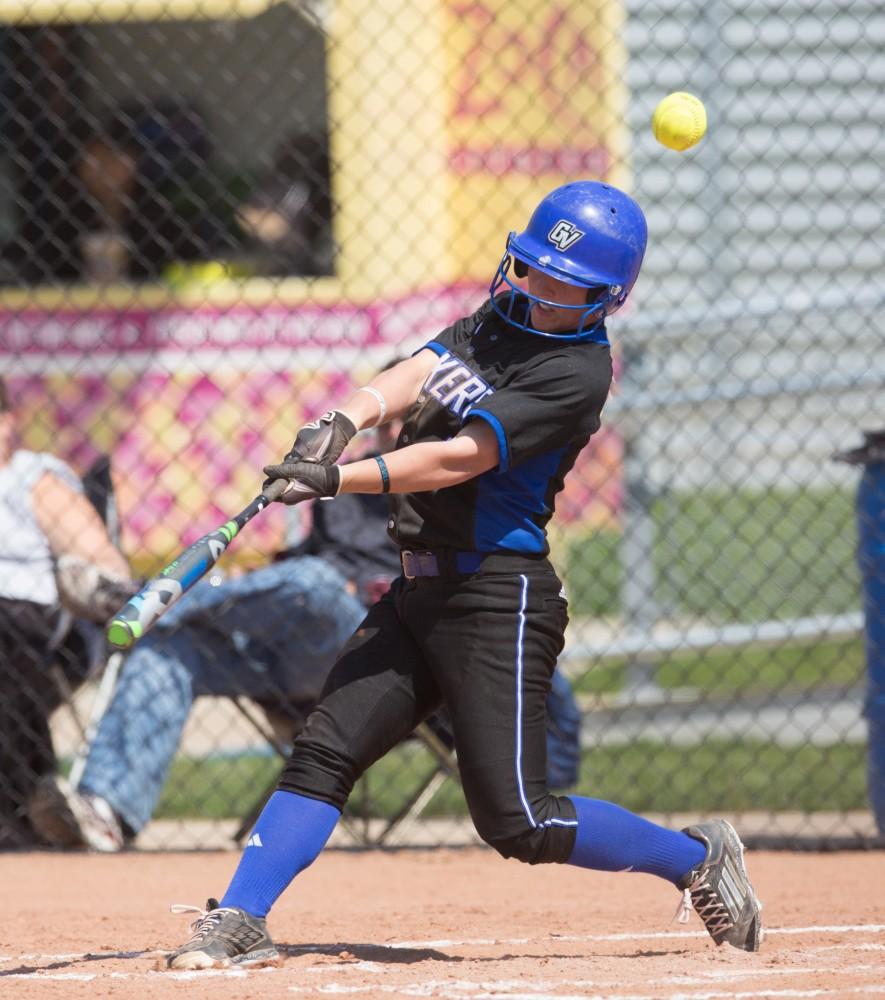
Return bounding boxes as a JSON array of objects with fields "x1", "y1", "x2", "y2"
[
  {"x1": 55, "y1": 454, "x2": 127, "y2": 786},
  {"x1": 228, "y1": 698, "x2": 462, "y2": 848},
  {"x1": 229, "y1": 697, "x2": 311, "y2": 845},
  {"x1": 373, "y1": 719, "x2": 461, "y2": 846}
]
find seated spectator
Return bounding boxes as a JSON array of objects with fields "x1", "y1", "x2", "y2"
[
  {"x1": 116, "y1": 100, "x2": 234, "y2": 281},
  {"x1": 0, "y1": 376, "x2": 136, "y2": 848},
  {"x1": 2, "y1": 90, "x2": 331, "y2": 286},
  {"x1": 3, "y1": 99, "x2": 235, "y2": 286},
  {"x1": 84, "y1": 101, "x2": 233, "y2": 282},
  {"x1": 235, "y1": 130, "x2": 334, "y2": 277},
  {"x1": 0, "y1": 26, "x2": 89, "y2": 286},
  {"x1": 31, "y1": 416, "x2": 582, "y2": 851}
]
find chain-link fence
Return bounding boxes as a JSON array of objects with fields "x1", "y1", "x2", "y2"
[{"x1": 1, "y1": 0, "x2": 883, "y2": 852}]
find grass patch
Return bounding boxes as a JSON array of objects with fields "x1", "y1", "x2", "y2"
[
  {"x1": 563, "y1": 487, "x2": 858, "y2": 621},
  {"x1": 575, "y1": 740, "x2": 867, "y2": 813},
  {"x1": 156, "y1": 754, "x2": 280, "y2": 821},
  {"x1": 154, "y1": 739, "x2": 868, "y2": 822},
  {"x1": 570, "y1": 637, "x2": 865, "y2": 697}
]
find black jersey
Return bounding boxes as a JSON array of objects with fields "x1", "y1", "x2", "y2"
[{"x1": 388, "y1": 294, "x2": 613, "y2": 555}]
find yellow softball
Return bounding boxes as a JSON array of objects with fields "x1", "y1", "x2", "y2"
[{"x1": 651, "y1": 92, "x2": 707, "y2": 151}]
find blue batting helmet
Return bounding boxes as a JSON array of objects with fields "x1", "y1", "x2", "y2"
[{"x1": 490, "y1": 181, "x2": 648, "y2": 340}]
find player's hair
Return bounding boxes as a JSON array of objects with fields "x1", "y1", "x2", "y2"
[{"x1": 0, "y1": 376, "x2": 9, "y2": 413}]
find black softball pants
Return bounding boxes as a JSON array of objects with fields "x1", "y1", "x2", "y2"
[{"x1": 279, "y1": 558, "x2": 579, "y2": 865}]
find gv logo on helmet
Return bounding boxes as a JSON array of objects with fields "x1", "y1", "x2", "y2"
[{"x1": 547, "y1": 219, "x2": 585, "y2": 251}]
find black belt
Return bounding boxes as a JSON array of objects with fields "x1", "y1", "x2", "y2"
[{"x1": 400, "y1": 549, "x2": 484, "y2": 579}]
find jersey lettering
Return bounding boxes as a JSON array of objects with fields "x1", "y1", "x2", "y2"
[{"x1": 425, "y1": 352, "x2": 493, "y2": 418}]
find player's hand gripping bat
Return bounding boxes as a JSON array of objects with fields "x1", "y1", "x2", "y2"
[{"x1": 106, "y1": 479, "x2": 287, "y2": 649}]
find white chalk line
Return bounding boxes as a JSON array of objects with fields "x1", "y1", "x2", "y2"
[
  {"x1": 0, "y1": 966, "x2": 279, "y2": 983},
  {"x1": 2, "y1": 922, "x2": 883, "y2": 968},
  {"x1": 0, "y1": 949, "x2": 149, "y2": 964},
  {"x1": 285, "y1": 985, "x2": 885, "y2": 1000},
  {"x1": 382, "y1": 924, "x2": 885, "y2": 950},
  {"x1": 302, "y1": 963, "x2": 879, "y2": 985},
  {"x1": 291, "y1": 965, "x2": 882, "y2": 990},
  {"x1": 807, "y1": 943, "x2": 885, "y2": 954},
  {"x1": 4, "y1": 974, "x2": 884, "y2": 1000},
  {"x1": 303, "y1": 990, "x2": 882, "y2": 1000},
  {"x1": 7, "y1": 970, "x2": 882, "y2": 1000},
  {"x1": 1, "y1": 922, "x2": 883, "y2": 989}
]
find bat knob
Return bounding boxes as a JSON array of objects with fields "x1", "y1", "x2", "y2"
[{"x1": 107, "y1": 619, "x2": 139, "y2": 649}]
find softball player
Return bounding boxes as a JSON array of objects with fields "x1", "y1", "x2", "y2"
[{"x1": 167, "y1": 181, "x2": 762, "y2": 970}]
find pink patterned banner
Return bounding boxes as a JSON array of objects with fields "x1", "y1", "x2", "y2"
[
  {"x1": 0, "y1": 285, "x2": 486, "y2": 363},
  {"x1": 2, "y1": 286, "x2": 622, "y2": 571}
]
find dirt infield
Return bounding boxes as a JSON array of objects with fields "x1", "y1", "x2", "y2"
[{"x1": 2, "y1": 847, "x2": 883, "y2": 999}]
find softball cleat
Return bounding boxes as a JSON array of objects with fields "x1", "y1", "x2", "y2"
[
  {"x1": 676, "y1": 819, "x2": 763, "y2": 952},
  {"x1": 167, "y1": 899, "x2": 280, "y2": 970},
  {"x1": 29, "y1": 775, "x2": 125, "y2": 852}
]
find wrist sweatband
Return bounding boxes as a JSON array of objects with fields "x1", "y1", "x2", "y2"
[
  {"x1": 357, "y1": 385, "x2": 387, "y2": 428},
  {"x1": 374, "y1": 455, "x2": 391, "y2": 493}
]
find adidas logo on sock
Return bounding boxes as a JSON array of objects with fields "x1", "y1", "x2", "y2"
[{"x1": 246, "y1": 832, "x2": 263, "y2": 848}]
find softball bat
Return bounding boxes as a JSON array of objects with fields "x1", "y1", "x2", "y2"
[{"x1": 106, "y1": 478, "x2": 287, "y2": 649}]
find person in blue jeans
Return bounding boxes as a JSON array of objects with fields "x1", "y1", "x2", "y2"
[
  {"x1": 30, "y1": 435, "x2": 583, "y2": 850},
  {"x1": 29, "y1": 507, "x2": 374, "y2": 851}
]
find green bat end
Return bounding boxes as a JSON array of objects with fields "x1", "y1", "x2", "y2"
[{"x1": 107, "y1": 619, "x2": 140, "y2": 649}]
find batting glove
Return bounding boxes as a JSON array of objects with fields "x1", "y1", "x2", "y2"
[
  {"x1": 262, "y1": 460, "x2": 341, "y2": 505},
  {"x1": 283, "y1": 410, "x2": 357, "y2": 466}
]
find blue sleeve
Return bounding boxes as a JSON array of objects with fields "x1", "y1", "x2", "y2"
[
  {"x1": 465, "y1": 408, "x2": 511, "y2": 472},
  {"x1": 416, "y1": 340, "x2": 448, "y2": 358}
]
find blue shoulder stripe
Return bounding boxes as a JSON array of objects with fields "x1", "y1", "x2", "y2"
[
  {"x1": 466, "y1": 407, "x2": 510, "y2": 473},
  {"x1": 417, "y1": 340, "x2": 448, "y2": 358}
]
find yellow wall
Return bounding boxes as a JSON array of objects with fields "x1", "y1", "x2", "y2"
[
  {"x1": 443, "y1": 0, "x2": 629, "y2": 281},
  {"x1": 328, "y1": 0, "x2": 629, "y2": 297},
  {"x1": 327, "y1": 0, "x2": 451, "y2": 299}
]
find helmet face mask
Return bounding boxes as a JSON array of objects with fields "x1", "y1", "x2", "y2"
[
  {"x1": 489, "y1": 181, "x2": 648, "y2": 341},
  {"x1": 490, "y1": 248, "x2": 613, "y2": 340}
]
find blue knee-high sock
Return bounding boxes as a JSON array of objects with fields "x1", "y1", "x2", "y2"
[
  {"x1": 220, "y1": 790, "x2": 340, "y2": 917},
  {"x1": 566, "y1": 797, "x2": 706, "y2": 885}
]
